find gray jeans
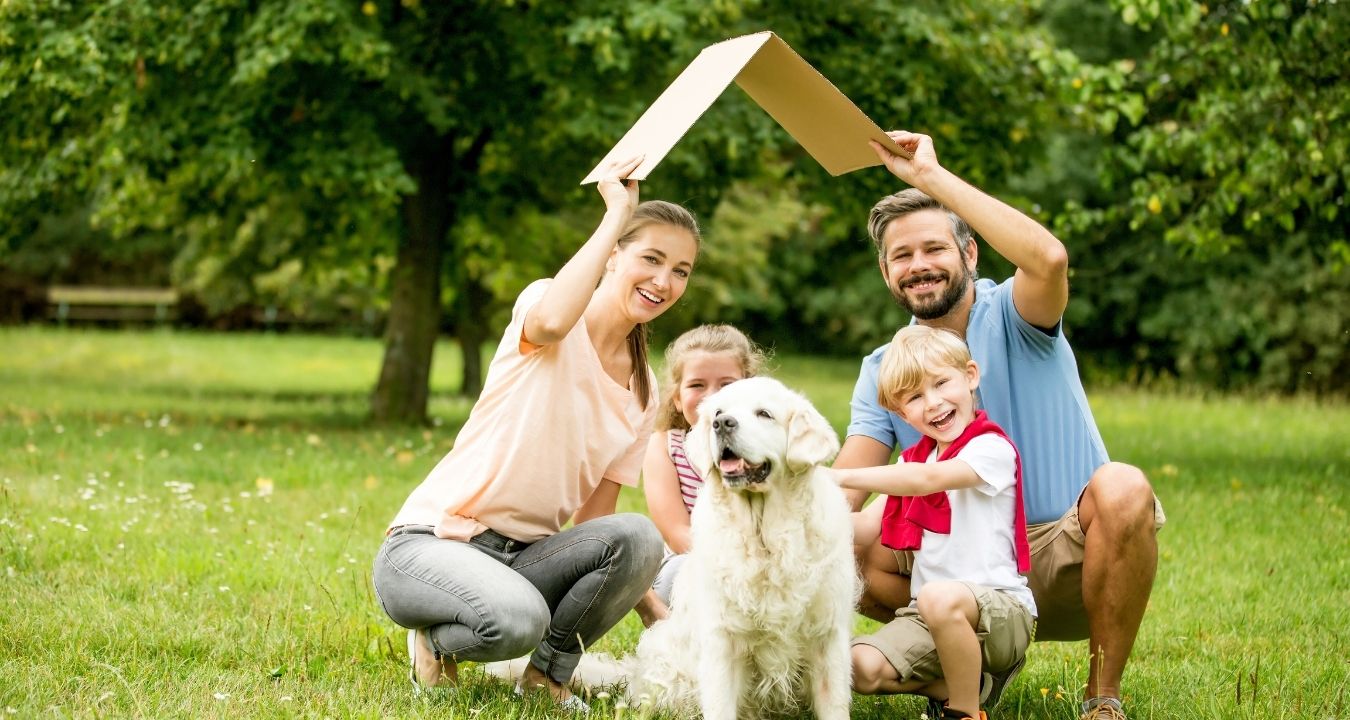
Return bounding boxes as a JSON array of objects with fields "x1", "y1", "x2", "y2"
[
  {"x1": 651, "y1": 548, "x2": 689, "y2": 606},
  {"x1": 372, "y1": 513, "x2": 663, "y2": 684}
]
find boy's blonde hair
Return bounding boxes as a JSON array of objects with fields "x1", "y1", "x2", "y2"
[
  {"x1": 657, "y1": 324, "x2": 767, "y2": 431},
  {"x1": 877, "y1": 325, "x2": 973, "y2": 412}
]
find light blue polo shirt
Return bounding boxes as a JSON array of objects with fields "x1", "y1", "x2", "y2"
[{"x1": 847, "y1": 277, "x2": 1109, "y2": 524}]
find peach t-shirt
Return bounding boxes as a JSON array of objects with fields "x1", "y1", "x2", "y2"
[{"x1": 388, "y1": 280, "x2": 657, "y2": 543}]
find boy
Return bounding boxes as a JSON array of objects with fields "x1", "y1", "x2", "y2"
[{"x1": 833, "y1": 325, "x2": 1035, "y2": 720}]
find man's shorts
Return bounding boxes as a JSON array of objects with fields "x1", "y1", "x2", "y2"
[
  {"x1": 881, "y1": 489, "x2": 1166, "y2": 642},
  {"x1": 852, "y1": 583, "x2": 1034, "y2": 684},
  {"x1": 1024, "y1": 489, "x2": 1167, "y2": 640}
]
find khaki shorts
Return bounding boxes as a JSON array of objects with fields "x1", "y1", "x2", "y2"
[
  {"x1": 1024, "y1": 489, "x2": 1167, "y2": 640},
  {"x1": 853, "y1": 583, "x2": 1034, "y2": 683},
  {"x1": 881, "y1": 490, "x2": 1168, "y2": 642}
]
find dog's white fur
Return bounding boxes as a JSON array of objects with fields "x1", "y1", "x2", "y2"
[
  {"x1": 483, "y1": 378, "x2": 858, "y2": 716},
  {"x1": 625, "y1": 377, "x2": 859, "y2": 720}
]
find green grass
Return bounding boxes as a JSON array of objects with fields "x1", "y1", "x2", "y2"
[{"x1": 1, "y1": 326, "x2": 1347, "y2": 719}]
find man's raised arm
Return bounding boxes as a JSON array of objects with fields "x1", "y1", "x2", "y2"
[{"x1": 870, "y1": 130, "x2": 1069, "y2": 329}]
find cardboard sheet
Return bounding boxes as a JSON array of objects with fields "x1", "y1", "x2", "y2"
[{"x1": 582, "y1": 31, "x2": 905, "y2": 184}]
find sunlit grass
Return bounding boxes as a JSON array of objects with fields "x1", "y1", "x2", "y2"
[{"x1": 1, "y1": 326, "x2": 1346, "y2": 718}]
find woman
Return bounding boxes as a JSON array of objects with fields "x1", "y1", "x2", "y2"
[{"x1": 372, "y1": 156, "x2": 699, "y2": 711}]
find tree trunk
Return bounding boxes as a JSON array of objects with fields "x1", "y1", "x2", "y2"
[
  {"x1": 370, "y1": 146, "x2": 453, "y2": 425},
  {"x1": 454, "y1": 276, "x2": 493, "y2": 397}
]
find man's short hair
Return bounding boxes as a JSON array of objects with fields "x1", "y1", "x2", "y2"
[{"x1": 867, "y1": 188, "x2": 974, "y2": 259}]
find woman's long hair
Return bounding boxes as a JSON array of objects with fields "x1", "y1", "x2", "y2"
[{"x1": 616, "y1": 200, "x2": 701, "y2": 409}]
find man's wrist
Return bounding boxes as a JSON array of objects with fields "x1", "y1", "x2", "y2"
[{"x1": 909, "y1": 163, "x2": 953, "y2": 198}]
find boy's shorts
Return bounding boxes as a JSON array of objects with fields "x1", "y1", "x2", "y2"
[{"x1": 852, "y1": 582, "x2": 1034, "y2": 683}]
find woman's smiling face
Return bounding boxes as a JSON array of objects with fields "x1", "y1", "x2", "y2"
[{"x1": 607, "y1": 224, "x2": 698, "y2": 323}]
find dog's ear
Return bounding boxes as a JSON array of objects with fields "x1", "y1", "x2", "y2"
[
  {"x1": 785, "y1": 400, "x2": 841, "y2": 474},
  {"x1": 684, "y1": 412, "x2": 718, "y2": 481}
]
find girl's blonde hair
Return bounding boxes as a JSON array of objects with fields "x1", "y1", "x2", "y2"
[
  {"x1": 877, "y1": 325, "x2": 973, "y2": 412},
  {"x1": 657, "y1": 324, "x2": 766, "y2": 431}
]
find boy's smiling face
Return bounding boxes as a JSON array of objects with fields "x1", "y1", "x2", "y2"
[{"x1": 896, "y1": 360, "x2": 981, "y2": 453}]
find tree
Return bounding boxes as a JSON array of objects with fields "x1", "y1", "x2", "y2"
[
  {"x1": 1, "y1": 0, "x2": 757, "y2": 422},
  {"x1": 1046, "y1": 0, "x2": 1350, "y2": 392},
  {"x1": 3, "y1": 0, "x2": 1097, "y2": 419}
]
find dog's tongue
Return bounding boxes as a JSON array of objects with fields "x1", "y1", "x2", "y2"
[{"x1": 719, "y1": 457, "x2": 747, "y2": 475}]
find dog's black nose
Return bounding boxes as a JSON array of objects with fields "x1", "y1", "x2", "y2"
[{"x1": 713, "y1": 415, "x2": 738, "y2": 433}]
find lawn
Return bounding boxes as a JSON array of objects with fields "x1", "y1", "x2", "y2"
[{"x1": 1, "y1": 326, "x2": 1346, "y2": 719}]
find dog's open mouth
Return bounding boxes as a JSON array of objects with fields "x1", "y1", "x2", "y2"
[{"x1": 718, "y1": 445, "x2": 771, "y2": 488}]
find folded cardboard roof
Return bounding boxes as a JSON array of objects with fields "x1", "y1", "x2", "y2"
[{"x1": 582, "y1": 30, "x2": 905, "y2": 184}]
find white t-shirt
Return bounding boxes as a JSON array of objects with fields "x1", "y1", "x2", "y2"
[{"x1": 908, "y1": 434, "x2": 1037, "y2": 615}]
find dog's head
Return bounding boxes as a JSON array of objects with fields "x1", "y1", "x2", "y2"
[{"x1": 684, "y1": 377, "x2": 840, "y2": 493}]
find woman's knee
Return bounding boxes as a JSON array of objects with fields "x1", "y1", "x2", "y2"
[
  {"x1": 598, "y1": 513, "x2": 665, "y2": 574},
  {"x1": 479, "y1": 593, "x2": 552, "y2": 657}
]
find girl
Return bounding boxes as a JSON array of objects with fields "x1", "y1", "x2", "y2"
[
  {"x1": 642, "y1": 324, "x2": 766, "y2": 613},
  {"x1": 372, "y1": 157, "x2": 700, "y2": 711}
]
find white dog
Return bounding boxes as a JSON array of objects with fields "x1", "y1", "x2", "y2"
[{"x1": 625, "y1": 377, "x2": 859, "y2": 720}]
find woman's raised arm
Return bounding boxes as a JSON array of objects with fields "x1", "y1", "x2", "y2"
[{"x1": 523, "y1": 155, "x2": 643, "y2": 346}]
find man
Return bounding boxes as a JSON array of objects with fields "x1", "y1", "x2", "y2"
[{"x1": 839, "y1": 130, "x2": 1165, "y2": 720}]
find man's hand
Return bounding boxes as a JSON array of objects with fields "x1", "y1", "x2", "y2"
[{"x1": 869, "y1": 130, "x2": 941, "y2": 187}]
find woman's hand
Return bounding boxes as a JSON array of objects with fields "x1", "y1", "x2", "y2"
[
  {"x1": 521, "y1": 156, "x2": 643, "y2": 348},
  {"x1": 596, "y1": 155, "x2": 643, "y2": 217}
]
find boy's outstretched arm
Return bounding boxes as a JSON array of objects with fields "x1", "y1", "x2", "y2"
[
  {"x1": 833, "y1": 458, "x2": 983, "y2": 498},
  {"x1": 834, "y1": 435, "x2": 893, "y2": 511}
]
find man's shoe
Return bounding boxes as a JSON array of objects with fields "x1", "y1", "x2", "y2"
[{"x1": 1081, "y1": 697, "x2": 1127, "y2": 720}]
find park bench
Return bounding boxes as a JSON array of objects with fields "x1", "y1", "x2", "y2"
[{"x1": 46, "y1": 285, "x2": 180, "y2": 324}]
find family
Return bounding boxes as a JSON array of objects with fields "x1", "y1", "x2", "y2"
[{"x1": 369, "y1": 131, "x2": 1165, "y2": 720}]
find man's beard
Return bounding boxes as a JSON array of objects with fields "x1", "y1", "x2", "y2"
[{"x1": 892, "y1": 267, "x2": 972, "y2": 320}]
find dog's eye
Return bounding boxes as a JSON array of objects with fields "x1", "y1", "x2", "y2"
[{"x1": 755, "y1": 409, "x2": 773, "y2": 420}]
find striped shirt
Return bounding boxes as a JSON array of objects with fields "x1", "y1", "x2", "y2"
[{"x1": 667, "y1": 429, "x2": 704, "y2": 512}]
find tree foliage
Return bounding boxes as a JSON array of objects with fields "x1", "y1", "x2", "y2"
[
  {"x1": 1048, "y1": 0, "x2": 1349, "y2": 393},
  {"x1": 3, "y1": 0, "x2": 1344, "y2": 410}
]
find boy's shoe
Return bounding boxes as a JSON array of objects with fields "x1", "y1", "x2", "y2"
[
  {"x1": 979, "y1": 655, "x2": 1026, "y2": 709},
  {"x1": 1080, "y1": 697, "x2": 1126, "y2": 720}
]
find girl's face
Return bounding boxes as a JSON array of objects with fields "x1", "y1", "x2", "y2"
[
  {"x1": 607, "y1": 224, "x2": 698, "y2": 325},
  {"x1": 895, "y1": 360, "x2": 980, "y2": 453},
  {"x1": 675, "y1": 350, "x2": 745, "y2": 427}
]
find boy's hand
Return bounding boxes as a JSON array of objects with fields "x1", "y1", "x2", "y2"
[{"x1": 827, "y1": 467, "x2": 851, "y2": 489}]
